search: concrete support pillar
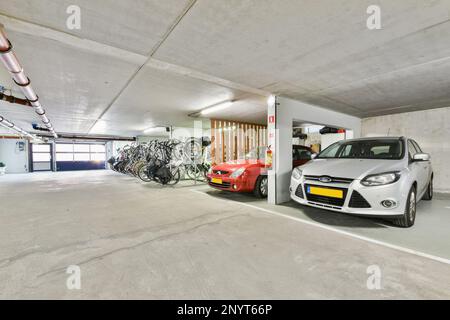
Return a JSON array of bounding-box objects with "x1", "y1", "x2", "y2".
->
[
  {"x1": 273, "y1": 102, "x2": 294, "y2": 204},
  {"x1": 268, "y1": 97, "x2": 362, "y2": 205}
]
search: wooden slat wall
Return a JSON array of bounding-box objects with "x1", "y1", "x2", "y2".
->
[{"x1": 211, "y1": 119, "x2": 267, "y2": 165}]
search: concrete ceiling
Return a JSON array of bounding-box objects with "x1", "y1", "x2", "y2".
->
[{"x1": 1, "y1": 0, "x2": 449, "y2": 136}]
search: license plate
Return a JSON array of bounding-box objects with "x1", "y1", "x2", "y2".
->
[
  {"x1": 211, "y1": 178, "x2": 222, "y2": 184},
  {"x1": 307, "y1": 186, "x2": 343, "y2": 199}
]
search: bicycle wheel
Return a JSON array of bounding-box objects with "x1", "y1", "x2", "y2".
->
[
  {"x1": 186, "y1": 164, "x2": 205, "y2": 181},
  {"x1": 167, "y1": 167, "x2": 181, "y2": 185},
  {"x1": 137, "y1": 164, "x2": 152, "y2": 182},
  {"x1": 133, "y1": 160, "x2": 145, "y2": 176}
]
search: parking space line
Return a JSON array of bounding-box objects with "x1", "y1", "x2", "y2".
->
[{"x1": 191, "y1": 189, "x2": 450, "y2": 266}]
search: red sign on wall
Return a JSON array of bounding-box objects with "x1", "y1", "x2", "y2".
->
[{"x1": 269, "y1": 115, "x2": 275, "y2": 124}]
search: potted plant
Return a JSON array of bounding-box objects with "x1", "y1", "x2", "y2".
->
[{"x1": 0, "y1": 162, "x2": 6, "y2": 175}]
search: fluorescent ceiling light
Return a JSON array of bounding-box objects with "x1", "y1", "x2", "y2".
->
[
  {"x1": 200, "y1": 101, "x2": 233, "y2": 115},
  {"x1": 143, "y1": 126, "x2": 167, "y2": 134}
]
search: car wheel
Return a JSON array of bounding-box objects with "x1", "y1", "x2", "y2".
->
[
  {"x1": 393, "y1": 185, "x2": 416, "y2": 228},
  {"x1": 422, "y1": 176, "x2": 433, "y2": 201},
  {"x1": 254, "y1": 175, "x2": 268, "y2": 198}
]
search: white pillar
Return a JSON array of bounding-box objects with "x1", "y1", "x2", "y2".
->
[
  {"x1": 274, "y1": 102, "x2": 293, "y2": 204},
  {"x1": 267, "y1": 96, "x2": 277, "y2": 204},
  {"x1": 268, "y1": 97, "x2": 362, "y2": 205}
]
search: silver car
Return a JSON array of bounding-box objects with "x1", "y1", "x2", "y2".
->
[{"x1": 290, "y1": 137, "x2": 433, "y2": 227}]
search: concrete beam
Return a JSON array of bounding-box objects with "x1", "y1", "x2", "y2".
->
[{"x1": 0, "y1": 14, "x2": 147, "y2": 65}]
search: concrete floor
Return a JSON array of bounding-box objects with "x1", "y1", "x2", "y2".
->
[{"x1": 0, "y1": 170, "x2": 449, "y2": 299}]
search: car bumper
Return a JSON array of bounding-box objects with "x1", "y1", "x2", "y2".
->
[
  {"x1": 290, "y1": 176, "x2": 409, "y2": 218},
  {"x1": 206, "y1": 175, "x2": 251, "y2": 192}
]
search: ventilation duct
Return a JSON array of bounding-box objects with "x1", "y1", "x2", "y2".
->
[
  {"x1": 0, "y1": 24, "x2": 57, "y2": 138},
  {"x1": 0, "y1": 114, "x2": 41, "y2": 140}
]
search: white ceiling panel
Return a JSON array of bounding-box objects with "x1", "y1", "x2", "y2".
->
[
  {"x1": 154, "y1": 0, "x2": 450, "y2": 115},
  {"x1": 0, "y1": 0, "x2": 193, "y2": 55},
  {"x1": 96, "y1": 65, "x2": 266, "y2": 136},
  {"x1": 2, "y1": 1, "x2": 450, "y2": 138},
  {"x1": 0, "y1": 29, "x2": 140, "y2": 134}
]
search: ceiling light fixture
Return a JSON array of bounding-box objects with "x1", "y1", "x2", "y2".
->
[
  {"x1": 143, "y1": 126, "x2": 168, "y2": 134},
  {"x1": 200, "y1": 100, "x2": 234, "y2": 116}
]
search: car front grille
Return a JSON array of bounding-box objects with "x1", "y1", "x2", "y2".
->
[
  {"x1": 213, "y1": 170, "x2": 229, "y2": 175},
  {"x1": 348, "y1": 191, "x2": 371, "y2": 208},
  {"x1": 295, "y1": 185, "x2": 304, "y2": 199},
  {"x1": 304, "y1": 184, "x2": 348, "y2": 207},
  {"x1": 208, "y1": 181, "x2": 231, "y2": 189},
  {"x1": 304, "y1": 175, "x2": 354, "y2": 184}
]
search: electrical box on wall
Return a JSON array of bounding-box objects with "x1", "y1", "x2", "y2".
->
[{"x1": 16, "y1": 141, "x2": 25, "y2": 151}]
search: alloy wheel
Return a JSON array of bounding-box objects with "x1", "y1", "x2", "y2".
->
[{"x1": 260, "y1": 177, "x2": 268, "y2": 196}]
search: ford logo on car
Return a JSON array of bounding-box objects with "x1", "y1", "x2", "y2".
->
[{"x1": 319, "y1": 176, "x2": 332, "y2": 183}]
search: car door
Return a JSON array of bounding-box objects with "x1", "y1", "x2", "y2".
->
[
  {"x1": 412, "y1": 140, "x2": 431, "y2": 188},
  {"x1": 407, "y1": 140, "x2": 427, "y2": 195}
]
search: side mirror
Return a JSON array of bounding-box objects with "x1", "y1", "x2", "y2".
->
[
  {"x1": 311, "y1": 153, "x2": 318, "y2": 159},
  {"x1": 413, "y1": 153, "x2": 430, "y2": 162}
]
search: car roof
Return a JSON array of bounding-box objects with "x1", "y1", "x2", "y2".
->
[{"x1": 341, "y1": 136, "x2": 404, "y2": 142}]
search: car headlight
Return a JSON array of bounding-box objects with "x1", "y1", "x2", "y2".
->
[
  {"x1": 292, "y1": 167, "x2": 303, "y2": 180},
  {"x1": 230, "y1": 167, "x2": 246, "y2": 178},
  {"x1": 207, "y1": 167, "x2": 213, "y2": 174},
  {"x1": 361, "y1": 172, "x2": 401, "y2": 186}
]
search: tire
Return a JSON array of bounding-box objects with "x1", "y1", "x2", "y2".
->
[
  {"x1": 253, "y1": 175, "x2": 268, "y2": 198},
  {"x1": 422, "y1": 176, "x2": 433, "y2": 201},
  {"x1": 186, "y1": 164, "x2": 203, "y2": 181},
  {"x1": 393, "y1": 186, "x2": 416, "y2": 228},
  {"x1": 167, "y1": 167, "x2": 181, "y2": 186},
  {"x1": 137, "y1": 165, "x2": 152, "y2": 182}
]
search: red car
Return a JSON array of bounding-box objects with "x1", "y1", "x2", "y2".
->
[{"x1": 207, "y1": 145, "x2": 314, "y2": 198}]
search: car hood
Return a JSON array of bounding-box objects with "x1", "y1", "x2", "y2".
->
[
  {"x1": 299, "y1": 158, "x2": 404, "y2": 180},
  {"x1": 213, "y1": 159, "x2": 264, "y2": 171}
]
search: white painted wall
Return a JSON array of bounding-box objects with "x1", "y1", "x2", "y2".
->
[
  {"x1": 270, "y1": 97, "x2": 362, "y2": 204},
  {"x1": 362, "y1": 107, "x2": 450, "y2": 193},
  {"x1": 295, "y1": 132, "x2": 322, "y2": 147},
  {"x1": 0, "y1": 139, "x2": 29, "y2": 173},
  {"x1": 321, "y1": 132, "x2": 346, "y2": 149}
]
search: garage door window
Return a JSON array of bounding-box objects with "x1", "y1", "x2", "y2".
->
[
  {"x1": 55, "y1": 143, "x2": 106, "y2": 171},
  {"x1": 56, "y1": 143, "x2": 106, "y2": 162},
  {"x1": 74, "y1": 144, "x2": 89, "y2": 153},
  {"x1": 31, "y1": 143, "x2": 53, "y2": 172},
  {"x1": 56, "y1": 153, "x2": 73, "y2": 161}
]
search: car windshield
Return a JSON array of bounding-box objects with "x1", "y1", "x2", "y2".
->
[
  {"x1": 316, "y1": 139, "x2": 403, "y2": 160},
  {"x1": 245, "y1": 146, "x2": 266, "y2": 160}
]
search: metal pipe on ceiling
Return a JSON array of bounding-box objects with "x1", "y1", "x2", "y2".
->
[
  {"x1": 37, "y1": 132, "x2": 136, "y2": 142},
  {"x1": 0, "y1": 91, "x2": 32, "y2": 107},
  {"x1": 0, "y1": 114, "x2": 40, "y2": 140},
  {"x1": 0, "y1": 24, "x2": 57, "y2": 138}
]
